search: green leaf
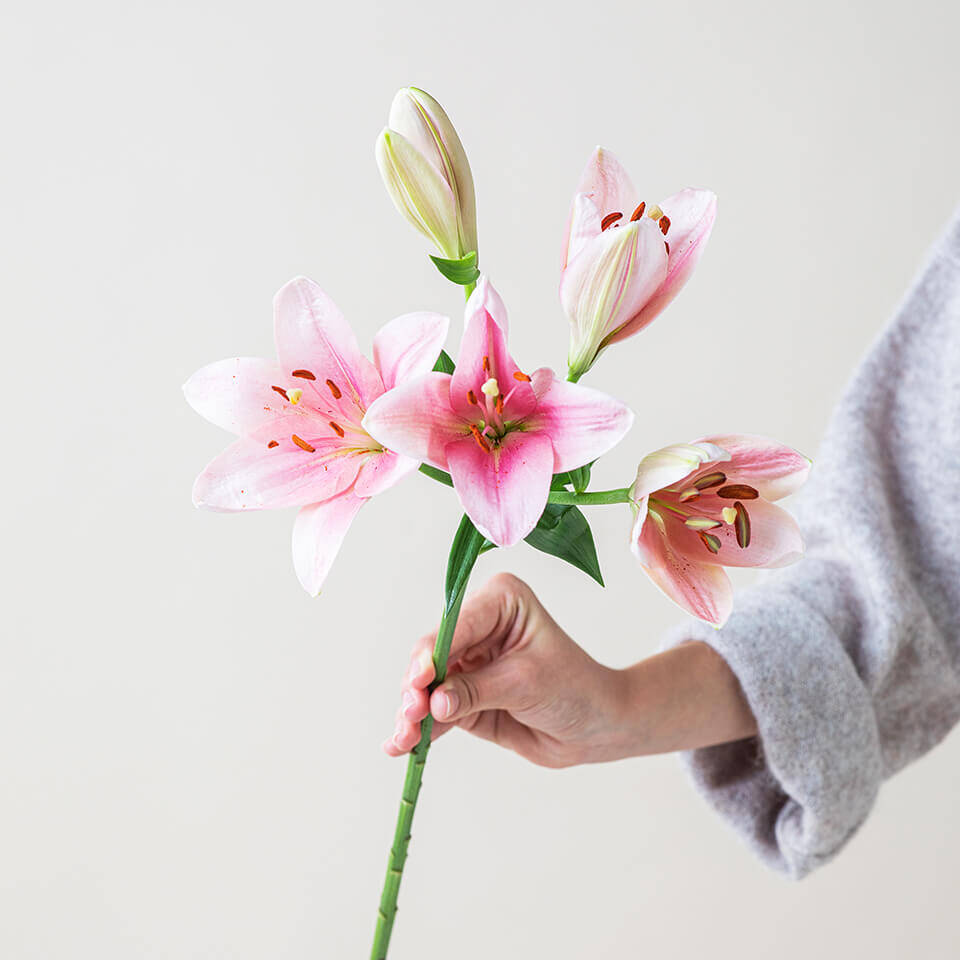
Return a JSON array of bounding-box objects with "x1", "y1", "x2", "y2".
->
[
  {"x1": 430, "y1": 251, "x2": 480, "y2": 286},
  {"x1": 444, "y1": 514, "x2": 487, "y2": 611},
  {"x1": 568, "y1": 461, "x2": 594, "y2": 493},
  {"x1": 432, "y1": 349, "x2": 456, "y2": 374},
  {"x1": 525, "y1": 503, "x2": 604, "y2": 586}
]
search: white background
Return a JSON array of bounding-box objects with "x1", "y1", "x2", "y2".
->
[{"x1": 4, "y1": 1, "x2": 960, "y2": 957}]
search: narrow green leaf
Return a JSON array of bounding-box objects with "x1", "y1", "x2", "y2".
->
[
  {"x1": 525, "y1": 503, "x2": 604, "y2": 586},
  {"x1": 430, "y1": 251, "x2": 480, "y2": 286},
  {"x1": 444, "y1": 514, "x2": 487, "y2": 611},
  {"x1": 568, "y1": 461, "x2": 594, "y2": 493},
  {"x1": 432, "y1": 349, "x2": 456, "y2": 374}
]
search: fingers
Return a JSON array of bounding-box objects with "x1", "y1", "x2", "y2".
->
[{"x1": 429, "y1": 656, "x2": 530, "y2": 724}]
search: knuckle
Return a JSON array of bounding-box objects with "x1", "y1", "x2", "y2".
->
[
  {"x1": 489, "y1": 571, "x2": 527, "y2": 598},
  {"x1": 454, "y1": 674, "x2": 480, "y2": 715}
]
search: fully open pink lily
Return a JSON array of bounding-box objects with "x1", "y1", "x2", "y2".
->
[
  {"x1": 629, "y1": 435, "x2": 810, "y2": 626},
  {"x1": 362, "y1": 277, "x2": 634, "y2": 547},
  {"x1": 185, "y1": 276, "x2": 449, "y2": 594},
  {"x1": 561, "y1": 147, "x2": 717, "y2": 379}
]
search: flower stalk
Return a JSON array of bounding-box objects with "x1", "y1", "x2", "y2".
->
[{"x1": 370, "y1": 514, "x2": 486, "y2": 959}]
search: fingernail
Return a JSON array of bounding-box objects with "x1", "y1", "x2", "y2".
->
[
  {"x1": 417, "y1": 649, "x2": 434, "y2": 677},
  {"x1": 435, "y1": 688, "x2": 458, "y2": 720}
]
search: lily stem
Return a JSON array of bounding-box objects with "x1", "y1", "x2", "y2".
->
[{"x1": 370, "y1": 515, "x2": 485, "y2": 959}]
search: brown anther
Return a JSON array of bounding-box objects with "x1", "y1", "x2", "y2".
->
[
  {"x1": 328, "y1": 421, "x2": 345, "y2": 438},
  {"x1": 658, "y1": 215, "x2": 671, "y2": 235},
  {"x1": 630, "y1": 201, "x2": 646, "y2": 221},
  {"x1": 513, "y1": 371, "x2": 531, "y2": 382},
  {"x1": 482, "y1": 355, "x2": 490, "y2": 372},
  {"x1": 601, "y1": 211, "x2": 623, "y2": 231},
  {"x1": 291, "y1": 434, "x2": 315, "y2": 453},
  {"x1": 271, "y1": 385, "x2": 289, "y2": 400},
  {"x1": 469, "y1": 424, "x2": 491, "y2": 453},
  {"x1": 734, "y1": 501, "x2": 751, "y2": 548},
  {"x1": 267, "y1": 440, "x2": 279, "y2": 449},
  {"x1": 699, "y1": 531, "x2": 722, "y2": 554},
  {"x1": 664, "y1": 241, "x2": 670, "y2": 254},
  {"x1": 325, "y1": 379, "x2": 342, "y2": 400},
  {"x1": 467, "y1": 390, "x2": 478, "y2": 405},
  {"x1": 717, "y1": 484, "x2": 759, "y2": 500},
  {"x1": 495, "y1": 395, "x2": 504, "y2": 415},
  {"x1": 693, "y1": 471, "x2": 727, "y2": 490},
  {"x1": 678, "y1": 487, "x2": 700, "y2": 503},
  {"x1": 292, "y1": 369, "x2": 316, "y2": 380}
]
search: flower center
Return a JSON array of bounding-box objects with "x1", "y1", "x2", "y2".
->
[
  {"x1": 600, "y1": 201, "x2": 672, "y2": 254},
  {"x1": 463, "y1": 358, "x2": 531, "y2": 452}
]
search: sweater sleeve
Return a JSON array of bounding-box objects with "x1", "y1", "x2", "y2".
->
[{"x1": 663, "y1": 209, "x2": 960, "y2": 878}]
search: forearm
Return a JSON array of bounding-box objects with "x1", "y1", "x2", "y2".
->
[{"x1": 612, "y1": 642, "x2": 757, "y2": 757}]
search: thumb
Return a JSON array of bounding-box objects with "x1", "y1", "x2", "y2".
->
[{"x1": 430, "y1": 659, "x2": 528, "y2": 723}]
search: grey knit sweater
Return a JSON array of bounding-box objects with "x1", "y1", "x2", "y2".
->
[{"x1": 665, "y1": 210, "x2": 960, "y2": 878}]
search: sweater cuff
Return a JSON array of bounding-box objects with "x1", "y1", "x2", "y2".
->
[{"x1": 662, "y1": 581, "x2": 883, "y2": 878}]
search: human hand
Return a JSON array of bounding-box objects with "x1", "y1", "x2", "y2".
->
[{"x1": 384, "y1": 573, "x2": 757, "y2": 767}]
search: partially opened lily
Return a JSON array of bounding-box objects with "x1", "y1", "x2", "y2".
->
[
  {"x1": 185, "y1": 276, "x2": 449, "y2": 594},
  {"x1": 562, "y1": 147, "x2": 717, "y2": 379},
  {"x1": 629, "y1": 436, "x2": 810, "y2": 626},
  {"x1": 376, "y1": 87, "x2": 477, "y2": 261},
  {"x1": 363, "y1": 277, "x2": 634, "y2": 547}
]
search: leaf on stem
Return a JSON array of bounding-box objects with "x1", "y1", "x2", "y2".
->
[
  {"x1": 430, "y1": 251, "x2": 480, "y2": 286},
  {"x1": 525, "y1": 503, "x2": 604, "y2": 586},
  {"x1": 432, "y1": 349, "x2": 456, "y2": 374}
]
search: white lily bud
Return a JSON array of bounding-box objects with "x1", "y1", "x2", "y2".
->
[{"x1": 377, "y1": 88, "x2": 477, "y2": 260}]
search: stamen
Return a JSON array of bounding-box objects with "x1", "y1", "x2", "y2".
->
[
  {"x1": 601, "y1": 211, "x2": 623, "y2": 230},
  {"x1": 267, "y1": 440, "x2": 279, "y2": 449},
  {"x1": 292, "y1": 369, "x2": 316, "y2": 380},
  {"x1": 325, "y1": 379, "x2": 342, "y2": 400},
  {"x1": 630, "y1": 201, "x2": 646, "y2": 221},
  {"x1": 647, "y1": 203, "x2": 664, "y2": 220},
  {"x1": 467, "y1": 390, "x2": 478, "y2": 405},
  {"x1": 495, "y1": 395, "x2": 504, "y2": 415},
  {"x1": 685, "y1": 516, "x2": 722, "y2": 530},
  {"x1": 513, "y1": 370, "x2": 531, "y2": 382},
  {"x1": 678, "y1": 487, "x2": 700, "y2": 502},
  {"x1": 734, "y1": 501, "x2": 751, "y2": 548},
  {"x1": 699, "y1": 531, "x2": 722, "y2": 554},
  {"x1": 658, "y1": 215, "x2": 671, "y2": 235},
  {"x1": 329, "y1": 421, "x2": 345, "y2": 438},
  {"x1": 693, "y1": 471, "x2": 726, "y2": 490},
  {"x1": 718, "y1": 484, "x2": 759, "y2": 500},
  {"x1": 664, "y1": 241, "x2": 670, "y2": 254},
  {"x1": 721, "y1": 507, "x2": 738, "y2": 525},
  {"x1": 291, "y1": 434, "x2": 315, "y2": 453},
  {"x1": 288, "y1": 387, "x2": 303, "y2": 405},
  {"x1": 482, "y1": 355, "x2": 490, "y2": 373},
  {"x1": 271, "y1": 385, "x2": 289, "y2": 400},
  {"x1": 469, "y1": 424, "x2": 491, "y2": 452},
  {"x1": 481, "y1": 377, "x2": 499, "y2": 398}
]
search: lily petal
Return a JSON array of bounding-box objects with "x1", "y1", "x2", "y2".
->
[
  {"x1": 632, "y1": 508, "x2": 733, "y2": 627},
  {"x1": 361, "y1": 372, "x2": 462, "y2": 470},
  {"x1": 273, "y1": 277, "x2": 384, "y2": 412},
  {"x1": 629, "y1": 442, "x2": 730, "y2": 502},
  {"x1": 609, "y1": 188, "x2": 717, "y2": 343},
  {"x1": 563, "y1": 194, "x2": 603, "y2": 270},
  {"x1": 353, "y1": 450, "x2": 419, "y2": 499},
  {"x1": 192, "y1": 418, "x2": 363, "y2": 512},
  {"x1": 561, "y1": 147, "x2": 637, "y2": 268},
  {"x1": 183, "y1": 357, "x2": 286, "y2": 435},
  {"x1": 445, "y1": 430, "x2": 554, "y2": 547},
  {"x1": 373, "y1": 311, "x2": 450, "y2": 391},
  {"x1": 292, "y1": 489, "x2": 366, "y2": 596},
  {"x1": 464, "y1": 275, "x2": 509, "y2": 335},
  {"x1": 528, "y1": 368, "x2": 634, "y2": 472},
  {"x1": 698, "y1": 433, "x2": 811, "y2": 501}
]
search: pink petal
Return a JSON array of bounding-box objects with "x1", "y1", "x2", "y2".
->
[
  {"x1": 632, "y1": 508, "x2": 733, "y2": 627},
  {"x1": 292, "y1": 489, "x2": 366, "y2": 596},
  {"x1": 373, "y1": 311, "x2": 450, "y2": 391},
  {"x1": 629, "y1": 442, "x2": 730, "y2": 502},
  {"x1": 697, "y1": 433, "x2": 811, "y2": 501},
  {"x1": 561, "y1": 218, "x2": 668, "y2": 354},
  {"x1": 445, "y1": 431, "x2": 554, "y2": 547},
  {"x1": 666, "y1": 498, "x2": 804, "y2": 569},
  {"x1": 273, "y1": 276, "x2": 384, "y2": 413},
  {"x1": 562, "y1": 194, "x2": 603, "y2": 270},
  {"x1": 361, "y1": 372, "x2": 462, "y2": 470},
  {"x1": 451, "y1": 279, "x2": 536, "y2": 421},
  {"x1": 528, "y1": 368, "x2": 634, "y2": 472},
  {"x1": 608, "y1": 188, "x2": 716, "y2": 344},
  {"x1": 191, "y1": 418, "x2": 363, "y2": 512},
  {"x1": 183, "y1": 357, "x2": 286, "y2": 435},
  {"x1": 353, "y1": 450, "x2": 419, "y2": 498},
  {"x1": 561, "y1": 147, "x2": 637, "y2": 268}
]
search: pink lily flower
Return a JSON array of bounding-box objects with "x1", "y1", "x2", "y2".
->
[
  {"x1": 184, "y1": 276, "x2": 449, "y2": 595},
  {"x1": 629, "y1": 436, "x2": 810, "y2": 627},
  {"x1": 561, "y1": 147, "x2": 717, "y2": 379},
  {"x1": 362, "y1": 277, "x2": 634, "y2": 547}
]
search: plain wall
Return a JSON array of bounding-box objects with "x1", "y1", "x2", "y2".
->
[{"x1": 3, "y1": 1, "x2": 960, "y2": 957}]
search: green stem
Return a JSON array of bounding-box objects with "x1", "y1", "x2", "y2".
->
[
  {"x1": 370, "y1": 515, "x2": 486, "y2": 959},
  {"x1": 547, "y1": 487, "x2": 631, "y2": 505}
]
